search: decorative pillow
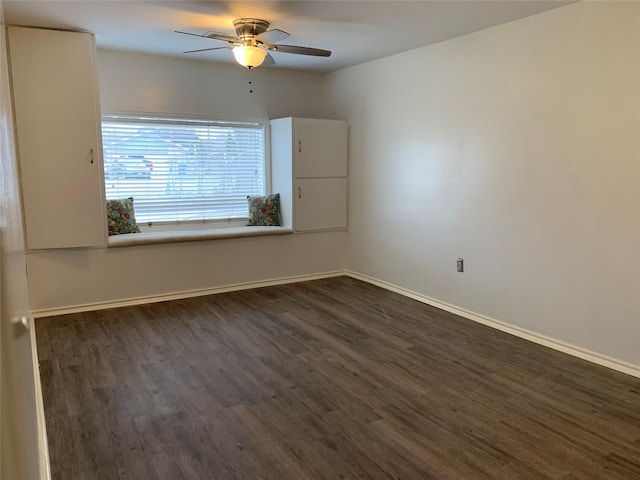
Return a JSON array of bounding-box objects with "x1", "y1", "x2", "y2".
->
[
  {"x1": 106, "y1": 197, "x2": 140, "y2": 236},
  {"x1": 247, "y1": 193, "x2": 281, "y2": 226}
]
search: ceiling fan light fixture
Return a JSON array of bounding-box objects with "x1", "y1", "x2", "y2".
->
[{"x1": 232, "y1": 45, "x2": 267, "y2": 69}]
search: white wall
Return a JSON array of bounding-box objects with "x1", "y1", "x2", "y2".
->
[
  {"x1": 0, "y1": 2, "x2": 41, "y2": 477},
  {"x1": 98, "y1": 49, "x2": 325, "y2": 120},
  {"x1": 324, "y1": 1, "x2": 640, "y2": 369},
  {"x1": 26, "y1": 50, "x2": 346, "y2": 312}
]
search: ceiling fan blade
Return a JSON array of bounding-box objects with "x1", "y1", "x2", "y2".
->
[
  {"x1": 175, "y1": 30, "x2": 238, "y2": 44},
  {"x1": 262, "y1": 53, "x2": 276, "y2": 66},
  {"x1": 183, "y1": 46, "x2": 230, "y2": 54},
  {"x1": 257, "y1": 28, "x2": 289, "y2": 44},
  {"x1": 267, "y1": 44, "x2": 331, "y2": 57},
  {"x1": 175, "y1": 30, "x2": 212, "y2": 39},
  {"x1": 204, "y1": 31, "x2": 240, "y2": 43}
]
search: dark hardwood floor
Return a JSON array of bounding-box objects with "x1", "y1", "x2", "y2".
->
[{"x1": 36, "y1": 276, "x2": 640, "y2": 479}]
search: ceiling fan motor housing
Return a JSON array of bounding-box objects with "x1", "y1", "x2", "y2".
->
[{"x1": 233, "y1": 18, "x2": 270, "y2": 43}]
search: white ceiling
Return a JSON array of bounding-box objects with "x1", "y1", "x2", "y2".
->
[{"x1": 3, "y1": 0, "x2": 574, "y2": 73}]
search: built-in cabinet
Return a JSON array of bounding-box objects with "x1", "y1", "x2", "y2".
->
[
  {"x1": 7, "y1": 26, "x2": 106, "y2": 249},
  {"x1": 270, "y1": 117, "x2": 348, "y2": 232}
]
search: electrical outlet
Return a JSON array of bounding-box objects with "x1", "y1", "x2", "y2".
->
[{"x1": 457, "y1": 258, "x2": 464, "y2": 273}]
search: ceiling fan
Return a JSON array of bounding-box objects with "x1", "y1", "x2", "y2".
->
[{"x1": 176, "y1": 18, "x2": 331, "y2": 69}]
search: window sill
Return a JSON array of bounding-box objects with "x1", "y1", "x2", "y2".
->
[{"x1": 108, "y1": 226, "x2": 293, "y2": 248}]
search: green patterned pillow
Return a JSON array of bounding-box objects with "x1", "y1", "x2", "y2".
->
[
  {"x1": 247, "y1": 193, "x2": 281, "y2": 226},
  {"x1": 106, "y1": 197, "x2": 140, "y2": 236}
]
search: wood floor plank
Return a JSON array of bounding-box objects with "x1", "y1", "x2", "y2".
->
[{"x1": 36, "y1": 276, "x2": 640, "y2": 479}]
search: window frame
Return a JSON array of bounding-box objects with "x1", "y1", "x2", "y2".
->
[{"x1": 101, "y1": 111, "x2": 272, "y2": 232}]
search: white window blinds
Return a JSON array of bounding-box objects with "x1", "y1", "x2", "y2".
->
[{"x1": 102, "y1": 116, "x2": 265, "y2": 224}]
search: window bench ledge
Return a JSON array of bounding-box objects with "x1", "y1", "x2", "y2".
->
[{"x1": 108, "y1": 226, "x2": 293, "y2": 248}]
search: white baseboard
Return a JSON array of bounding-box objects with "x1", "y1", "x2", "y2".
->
[
  {"x1": 31, "y1": 268, "x2": 640, "y2": 379},
  {"x1": 347, "y1": 271, "x2": 640, "y2": 379},
  {"x1": 29, "y1": 314, "x2": 51, "y2": 480},
  {"x1": 31, "y1": 270, "x2": 347, "y2": 318}
]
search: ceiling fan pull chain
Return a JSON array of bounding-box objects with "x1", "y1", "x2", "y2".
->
[{"x1": 248, "y1": 67, "x2": 254, "y2": 94}]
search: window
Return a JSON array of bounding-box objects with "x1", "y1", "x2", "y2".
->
[{"x1": 102, "y1": 115, "x2": 266, "y2": 225}]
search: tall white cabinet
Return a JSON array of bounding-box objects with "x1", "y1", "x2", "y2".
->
[
  {"x1": 7, "y1": 26, "x2": 106, "y2": 249},
  {"x1": 271, "y1": 117, "x2": 348, "y2": 232}
]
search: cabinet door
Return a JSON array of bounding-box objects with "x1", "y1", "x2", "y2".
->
[
  {"x1": 8, "y1": 27, "x2": 107, "y2": 249},
  {"x1": 294, "y1": 178, "x2": 347, "y2": 232},
  {"x1": 294, "y1": 118, "x2": 347, "y2": 178}
]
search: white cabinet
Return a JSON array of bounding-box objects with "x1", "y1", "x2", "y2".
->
[
  {"x1": 270, "y1": 117, "x2": 348, "y2": 232},
  {"x1": 7, "y1": 26, "x2": 107, "y2": 249},
  {"x1": 293, "y1": 118, "x2": 347, "y2": 178},
  {"x1": 294, "y1": 178, "x2": 347, "y2": 232}
]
